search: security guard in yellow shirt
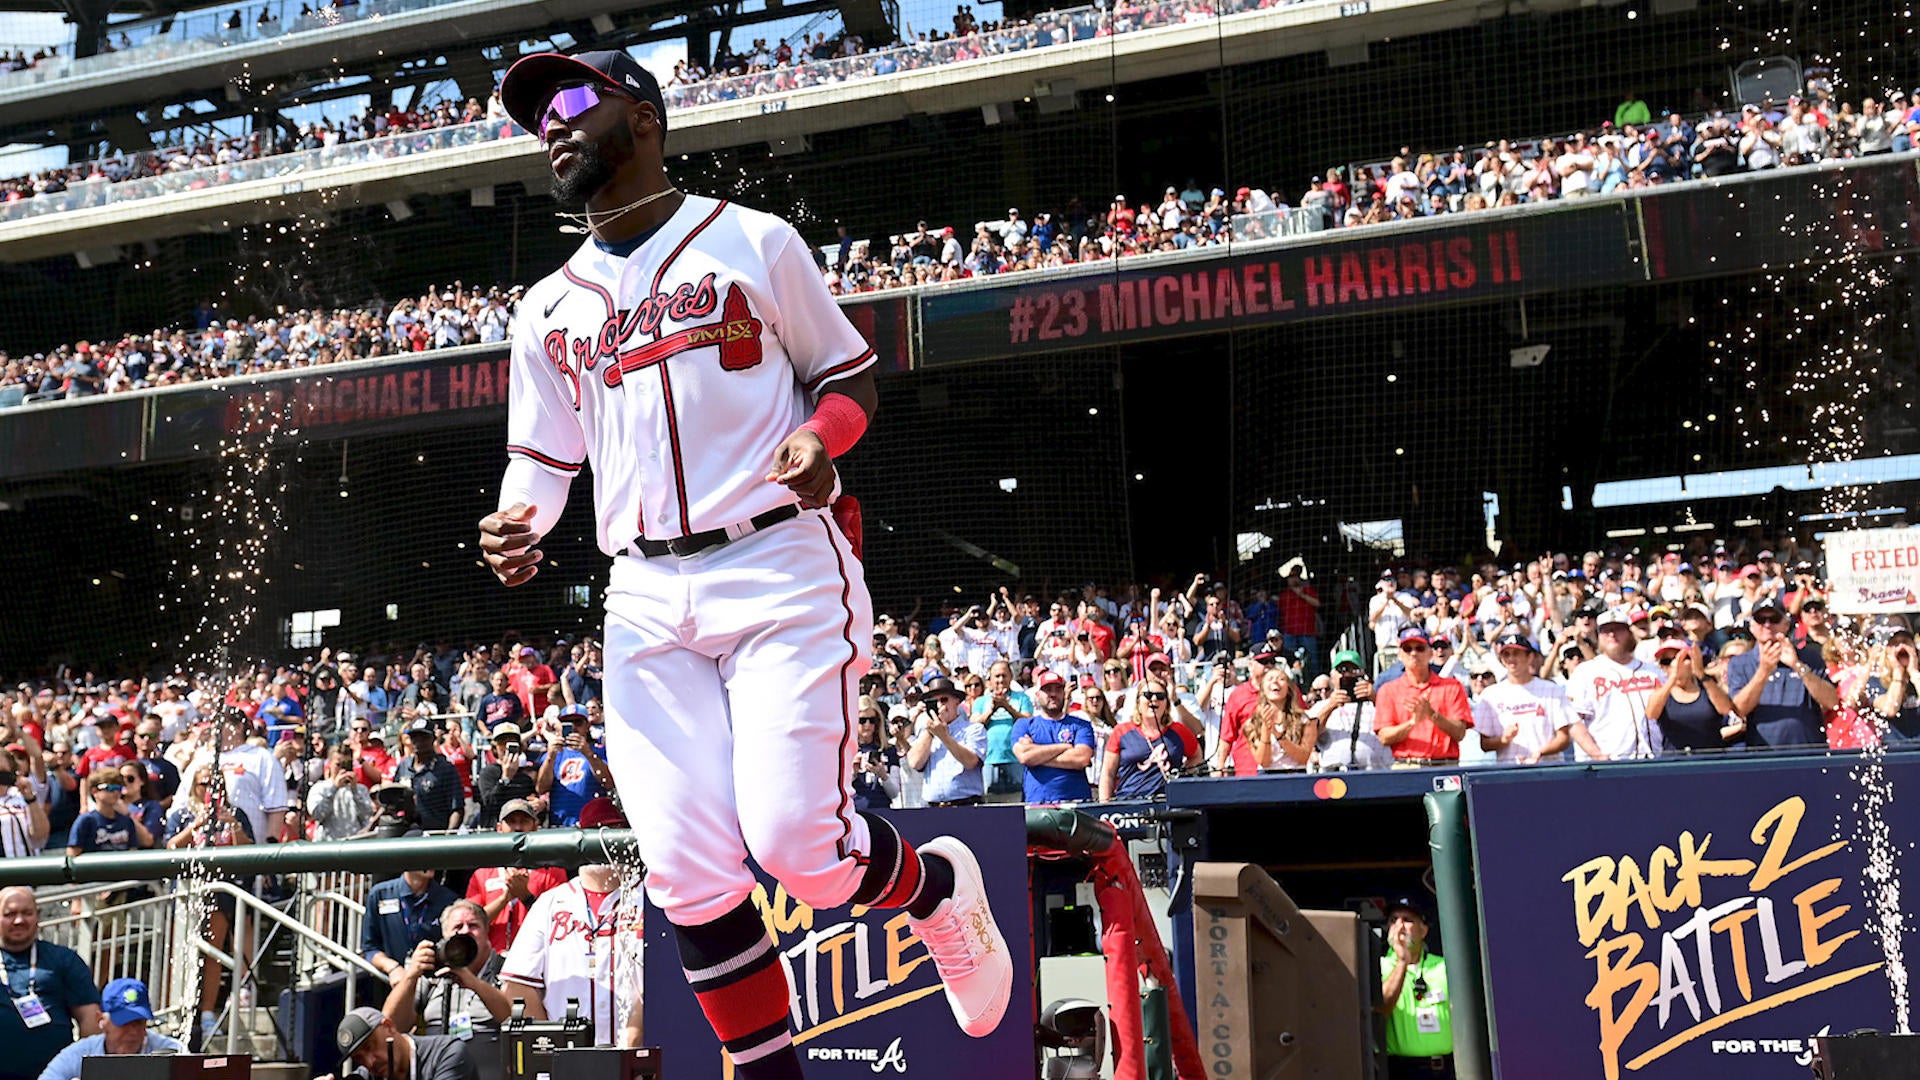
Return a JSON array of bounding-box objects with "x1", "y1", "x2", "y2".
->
[{"x1": 1378, "y1": 895, "x2": 1453, "y2": 1079}]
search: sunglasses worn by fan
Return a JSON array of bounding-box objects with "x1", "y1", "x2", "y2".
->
[{"x1": 541, "y1": 84, "x2": 631, "y2": 144}]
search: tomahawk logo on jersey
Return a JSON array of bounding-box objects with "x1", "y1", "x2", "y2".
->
[{"x1": 506, "y1": 194, "x2": 876, "y2": 553}]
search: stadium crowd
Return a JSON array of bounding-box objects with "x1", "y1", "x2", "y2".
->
[
  {"x1": 0, "y1": 94, "x2": 509, "y2": 220},
  {"x1": 5, "y1": 78, "x2": 1904, "y2": 404},
  {"x1": 2, "y1": 0, "x2": 1906, "y2": 235},
  {"x1": 8, "y1": 76, "x2": 1907, "y2": 392},
  {"x1": 0, "y1": 282, "x2": 518, "y2": 401},
  {"x1": 0, "y1": 532, "x2": 1913, "y2": 1076},
  {"x1": 0, "y1": 533, "x2": 1911, "y2": 858}
]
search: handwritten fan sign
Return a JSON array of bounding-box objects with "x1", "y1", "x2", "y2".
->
[{"x1": 1822, "y1": 527, "x2": 1920, "y2": 615}]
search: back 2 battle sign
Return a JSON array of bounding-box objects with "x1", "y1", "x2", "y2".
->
[
  {"x1": 1469, "y1": 757, "x2": 1917, "y2": 1079},
  {"x1": 643, "y1": 806, "x2": 1033, "y2": 1078}
]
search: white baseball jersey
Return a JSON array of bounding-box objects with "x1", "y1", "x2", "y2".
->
[
  {"x1": 0, "y1": 791, "x2": 37, "y2": 857},
  {"x1": 1471, "y1": 677, "x2": 1576, "y2": 763},
  {"x1": 214, "y1": 742, "x2": 290, "y2": 843},
  {"x1": 505, "y1": 195, "x2": 877, "y2": 552},
  {"x1": 500, "y1": 879, "x2": 644, "y2": 1043},
  {"x1": 1566, "y1": 655, "x2": 1664, "y2": 760}
]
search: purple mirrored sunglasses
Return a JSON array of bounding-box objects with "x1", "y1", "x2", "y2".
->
[{"x1": 541, "y1": 84, "x2": 628, "y2": 143}]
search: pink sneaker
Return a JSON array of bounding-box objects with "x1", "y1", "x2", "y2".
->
[{"x1": 907, "y1": 837, "x2": 1013, "y2": 1037}]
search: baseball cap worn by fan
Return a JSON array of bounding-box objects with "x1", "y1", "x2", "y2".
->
[
  {"x1": 578, "y1": 796, "x2": 629, "y2": 829},
  {"x1": 1494, "y1": 632, "x2": 1538, "y2": 655},
  {"x1": 102, "y1": 978, "x2": 156, "y2": 1025},
  {"x1": 1029, "y1": 669, "x2": 1067, "y2": 692},
  {"x1": 499, "y1": 49, "x2": 669, "y2": 135}
]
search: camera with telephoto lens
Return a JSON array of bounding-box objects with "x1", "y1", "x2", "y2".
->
[
  {"x1": 0, "y1": 769, "x2": 15, "y2": 788},
  {"x1": 436, "y1": 931, "x2": 478, "y2": 971},
  {"x1": 1339, "y1": 673, "x2": 1360, "y2": 696}
]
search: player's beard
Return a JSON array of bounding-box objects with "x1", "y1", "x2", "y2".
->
[{"x1": 551, "y1": 122, "x2": 636, "y2": 208}]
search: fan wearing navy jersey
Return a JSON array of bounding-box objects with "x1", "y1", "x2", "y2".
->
[
  {"x1": 1099, "y1": 676, "x2": 1198, "y2": 801},
  {"x1": 66, "y1": 769, "x2": 151, "y2": 855}
]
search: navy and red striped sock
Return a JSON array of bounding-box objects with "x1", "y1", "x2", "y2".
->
[
  {"x1": 851, "y1": 812, "x2": 954, "y2": 919},
  {"x1": 673, "y1": 901, "x2": 800, "y2": 1080}
]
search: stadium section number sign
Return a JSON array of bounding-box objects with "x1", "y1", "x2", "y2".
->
[
  {"x1": 1820, "y1": 527, "x2": 1920, "y2": 614},
  {"x1": 1468, "y1": 759, "x2": 1915, "y2": 1080},
  {"x1": 642, "y1": 806, "x2": 1033, "y2": 1078}
]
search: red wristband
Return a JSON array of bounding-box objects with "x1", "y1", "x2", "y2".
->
[{"x1": 797, "y1": 391, "x2": 868, "y2": 458}]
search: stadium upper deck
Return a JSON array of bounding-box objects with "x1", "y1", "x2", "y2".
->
[
  {"x1": 0, "y1": 0, "x2": 1590, "y2": 262},
  {"x1": 0, "y1": 0, "x2": 657, "y2": 137}
]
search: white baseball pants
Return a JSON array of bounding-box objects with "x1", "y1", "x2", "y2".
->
[{"x1": 600, "y1": 506, "x2": 877, "y2": 926}]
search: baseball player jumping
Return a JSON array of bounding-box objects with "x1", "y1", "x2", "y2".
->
[{"x1": 477, "y1": 49, "x2": 1012, "y2": 1078}]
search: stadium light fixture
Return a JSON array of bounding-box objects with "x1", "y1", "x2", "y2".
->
[{"x1": 1509, "y1": 344, "x2": 1551, "y2": 368}]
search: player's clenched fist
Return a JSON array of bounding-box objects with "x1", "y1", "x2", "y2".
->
[
  {"x1": 478, "y1": 502, "x2": 544, "y2": 586},
  {"x1": 766, "y1": 429, "x2": 835, "y2": 508}
]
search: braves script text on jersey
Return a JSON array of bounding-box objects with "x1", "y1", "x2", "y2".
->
[
  {"x1": 501, "y1": 880, "x2": 644, "y2": 1041},
  {"x1": 1567, "y1": 655, "x2": 1664, "y2": 760},
  {"x1": 499, "y1": 194, "x2": 883, "y2": 926}
]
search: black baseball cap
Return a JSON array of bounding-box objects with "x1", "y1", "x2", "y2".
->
[
  {"x1": 1494, "y1": 632, "x2": 1538, "y2": 655},
  {"x1": 500, "y1": 49, "x2": 668, "y2": 136},
  {"x1": 1385, "y1": 895, "x2": 1431, "y2": 922}
]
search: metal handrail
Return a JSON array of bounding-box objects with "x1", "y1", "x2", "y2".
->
[
  {"x1": 0, "y1": 826, "x2": 643, "y2": 886},
  {"x1": 205, "y1": 879, "x2": 383, "y2": 979}
]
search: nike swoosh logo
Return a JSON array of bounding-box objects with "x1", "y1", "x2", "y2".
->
[{"x1": 544, "y1": 291, "x2": 567, "y2": 318}]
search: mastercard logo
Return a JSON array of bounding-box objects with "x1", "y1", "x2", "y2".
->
[{"x1": 1312, "y1": 777, "x2": 1348, "y2": 800}]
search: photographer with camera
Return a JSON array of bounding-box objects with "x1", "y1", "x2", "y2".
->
[
  {"x1": 1310, "y1": 650, "x2": 1391, "y2": 770},
  {"x1": 362, "y1": 863, "x2": 459, "y2": 987},
  {"x1": 324, "y1": 1006, "x2": 477, "y2": 1080},
  {"x1": 382, "y1": 899, "x2": 512, "y2": 1037}
]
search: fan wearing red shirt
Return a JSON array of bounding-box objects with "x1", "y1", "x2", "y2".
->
[
  {"x1": 347, "y1": 723, "x2": 397, "y2": 785},
  {"x1": 1222, "y1": 640, "x2": 1289, "y2": 736},
  {"x1": 467, "y1": 799, "x2": 569, "y2": 952},
  {"x1": 1373, "y1": 627, "x2": 1473, "y2": 762},
  {"x1": 508, "y1": 645, "x2": 558, "y2": 717},
  {"x1": 76, "y1": 714, "x2": 135, "y2": 781},
  {"x1": 1071, "y1": 603, "x2": 1116, "y2": 661}
]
